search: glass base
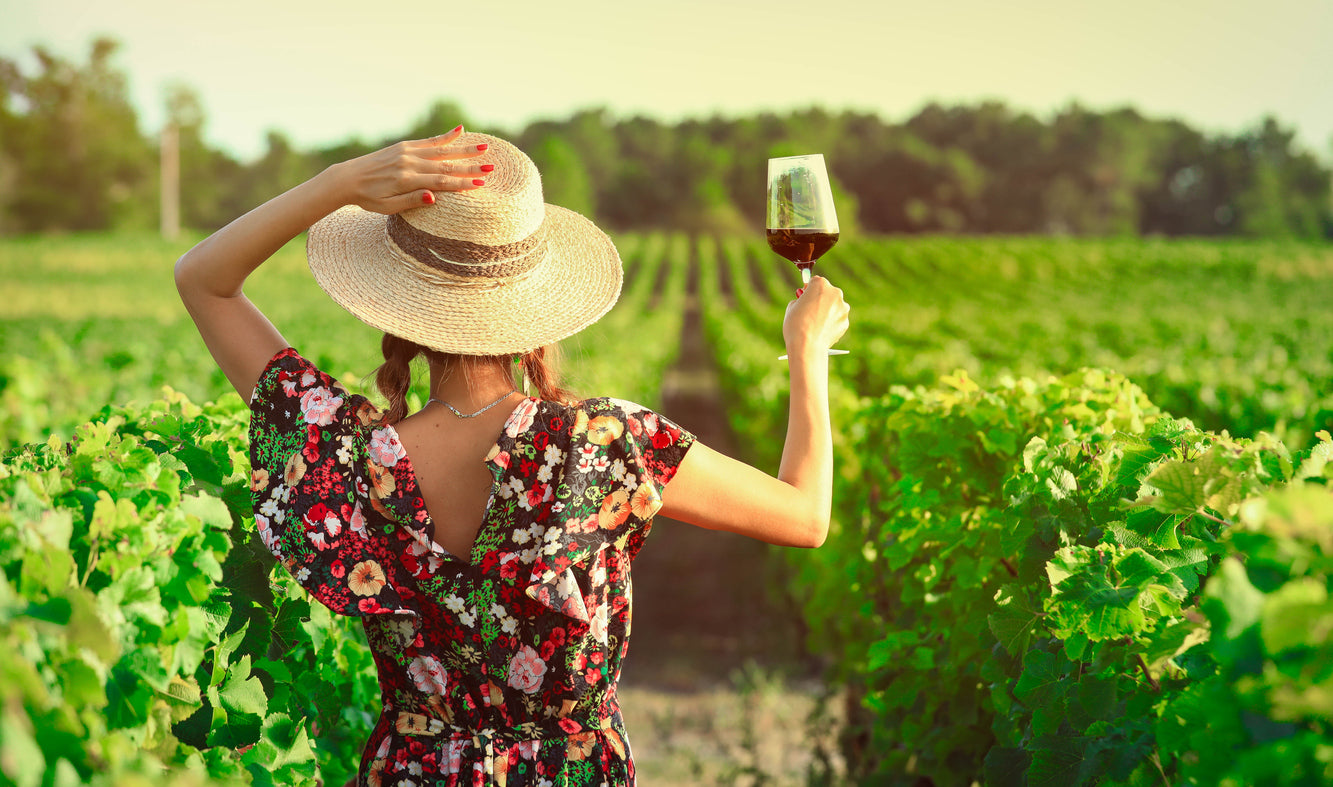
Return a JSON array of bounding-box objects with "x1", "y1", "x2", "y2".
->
[{"x1": 779, "y1": 349, "x2": 849, "y2": 360}]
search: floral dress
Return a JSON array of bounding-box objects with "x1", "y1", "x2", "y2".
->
[{"x1": 248, "y1": 349, "x2": 695, "y2": 786}]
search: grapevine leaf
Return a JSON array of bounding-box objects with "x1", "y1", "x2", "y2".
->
[
  {"x1": 1063, "y1": 631, "x2": 1089, "y2": 662},
  {"x1": 1047, "y1": 547, "x2": 1152, "y2": 639},
  {"x1": 1046, "y1": 466, "x2": 1078, "y2": 501},
  {"x1": 20, "y1": 597, "x2": 71, "y2": 624},
  {"x1": 255, "y1": 712, "x2": 317, "y2": 770},
  {"x1": 1146, "y1": 460, "x2": 1206, "y2": 514},
  {"x1": 983, "y1": 746, "x2": 1030, "y2": 787},
  {"x1": 15, "y1": 483, "x2": 73, "y2": 550},
  {"x1": 57, "y1": 653, "x2": 106, "y2": 709},
  {"x1": 255, "y1": 656, "x2": 293, "y2": 684},
  {"x1": 1112, "y1": 548, "x2": 1170, "y2": 591},
  {"x1": 1014, "y1": 649, "x2": 1068, "y2": 709},
  {"x1": 120, "y1": 646, "x2": 172, "y2": 693},
  {"x1": 1028, "y1": 734, "x2": 1087, "y2": 787},
  {"x1": 989, "y1": 586, "x2": 1044, "y2": 657},
  {"x1": 159, "y1": 675, "x2": 203, "y2": 723},
  {"x1": 175, "y1": 443, "x2": 228, "y2": 490},
  {"x1": 1259, "y1": 577, "x2": 1329, "y2": 655},
  {"x1": 18, "y1": 548, "x2": 74, "y2": 597},
  {"x1": 218, "y1": 655, "x2": 269, "y2": 717},
  {"x1": 1268, "y1": 677, "x2": 1333, "y2": 721},
  {"x1": 65, "y1": 588, "x2": 118, "y2": 664},
  {"x1": 1203, "y1": 558, "x2": 1265, "y2": 639},
  {"x1": 1103, "y1": 519, "x2": 1153, "y2": 550},
  {"x1": 211, "y1": 620, "x2": 251, "y2": 687},
  {"x1": 0, "y1": 711, "x2": 45, "y2": 787},
  {"x1": 1073, "y1": 674, "x2": 1117, "y2": 722},
  {"x1": 1293, "y1": 438, "x2": 1333, "y2": 481},
  {"x1": 1111, "y1": 433, "x2": 1167, "y2": 490},
  {"x1": 866, "y1": 636, "x2": 900, "y2": 673},
  {"x1": 1023, "y1": 436, "x2": 1049, "y2": 473},
  {"x1": 202, "y1": 600, "x2": 233, "y2": 641},
  {"x1": 181, "y1": 493, "x2": 233, "y2": 532},
  {"x1": 101, "y1": 566, "x2": 167, "y2": 629},
  {"x1": 106, "y1": 656, "x2": 156, "y2": 728},
  {"x1": 1139, "y1": 617, "x2": 1210, "y2": 677},
  {"x1": 1083, "y1": 588, "x2": 1145, "y2": 640},
  {"x1": 1156, "y1": 679, "x2": 1245, "y2": 777},
  {"x1": 1119, "y1": 508, "x2": 1181, "y2": 551},
  {"x1": 1155, "y1": 544, "x2": 1212, "y2": 594},
  {"x1": 170, "y1": 606, "x2": 213, "y2": 676}
]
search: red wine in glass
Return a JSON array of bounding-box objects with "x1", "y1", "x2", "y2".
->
[
  {"x1": 766, "y1": 228, "x2": 840, "y2": 273},
  {"x1": 767, "y1": 154, "x2": 847, "y2": 357}
]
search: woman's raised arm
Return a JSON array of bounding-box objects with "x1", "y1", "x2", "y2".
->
[
  {"x1": 659, "y1": 276, "x2": 850, "y2": 547},
  {"x1": 173, "y1": 127, "x2": 487, "y2": 402}
]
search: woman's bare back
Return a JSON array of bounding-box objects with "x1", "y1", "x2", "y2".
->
[{"x1": 391, "y1": 396, "x2": 521, "y2": 559}]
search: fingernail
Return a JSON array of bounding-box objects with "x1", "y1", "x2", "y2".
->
[
  {"x1": 472, "y1": 179, "x2": 485, "y2": 186},
  {"x1": 422, "y1": 191, "x2": 435, "y2": 205},
  {"x1": 796, "y1": 288, "x2": 805, "y2": 297},
  {"x1": 476, "y1": 143, "x2": 489, "y2": 151},
  {"x1": 451, "y1": 124, "x2": 463, "y2": 133}
]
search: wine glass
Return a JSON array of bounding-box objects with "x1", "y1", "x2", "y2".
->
[{"x1": 767, "y1": 154, "x2": 848, "y2": 358}]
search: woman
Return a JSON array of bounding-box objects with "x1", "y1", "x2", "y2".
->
[{"x1": 176, "y1": 126, "x2": 849, "y2": 786}]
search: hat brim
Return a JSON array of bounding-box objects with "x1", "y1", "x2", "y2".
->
[{"x1": 306, "y1": 204, "x2": 622, "y2": 356}]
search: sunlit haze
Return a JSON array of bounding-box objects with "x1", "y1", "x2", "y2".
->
[{"x1": 3, "y1": 0, "x2": 1330, "y2": 160}]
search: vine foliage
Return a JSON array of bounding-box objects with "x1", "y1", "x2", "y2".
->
[
  {"x1": 790, "y1": 369, "x2": 1333, "y2": 785},
  {"x1": 1, "y1": 389, "x2": 377, "y2": 786}
]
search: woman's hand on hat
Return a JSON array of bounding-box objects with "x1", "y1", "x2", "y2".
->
[{"x1": 326, "y1": 125, "x2": 491, "y2": 215}]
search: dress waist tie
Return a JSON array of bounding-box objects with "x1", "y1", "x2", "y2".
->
[{"x1": 385, "y1": 702, "x2": 621, "y2": 787}]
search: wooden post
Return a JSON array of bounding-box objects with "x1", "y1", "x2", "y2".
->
[{"x1": 160, "y1": 123, "x2": 179, "y2": 241}]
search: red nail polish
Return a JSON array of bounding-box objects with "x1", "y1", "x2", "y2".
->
[
  {"x1": 480, "y1": 164, "x2": 495, "y2": 172},
  {"x1": 451, "y1": 124, "x2": 463, "y2": 133},
  {"x1": 473, "y1": 179, "x2": 485, "y2": 186},
  {"x1": 476, "y1": 144, "x2": 489, "y2": 151},
  {"x1": 422, "y1": 191, "x2": 435, "y2": 205},
  {"x1": 796, "y1": 288, "x2": 805, "y2": 297}
]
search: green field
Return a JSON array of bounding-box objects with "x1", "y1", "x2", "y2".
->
[
  {"x1": 6, "y1": 233, "x2": 1333, "y2": 449},
  {"x1": 4, "y1": 233, "x2": 1332, "y2": 786},
  {"x1": 0, "y1": 233, "x2": 690, "y2": 450}
]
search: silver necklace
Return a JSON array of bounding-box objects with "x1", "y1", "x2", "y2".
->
[{"x1": 428, "y1": 390, "x2": 518, "y2": 419}]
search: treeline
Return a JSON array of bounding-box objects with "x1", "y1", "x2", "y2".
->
[{"x1": 1, "y1": 37, "x2": 1330, "y2": 238}]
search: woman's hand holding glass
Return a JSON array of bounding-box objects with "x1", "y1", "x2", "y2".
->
[{"x1": 783, "y1": 276, "x2": 850, "y2": 361}]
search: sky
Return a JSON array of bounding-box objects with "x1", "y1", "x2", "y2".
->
[{"x1": 2, "y1": 0, "x2": 1331, "y2": 161}]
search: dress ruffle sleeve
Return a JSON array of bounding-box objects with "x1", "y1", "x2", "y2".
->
[
  {"x1": 518, "y1": 397, "x2": 695, "y2": 624},
  {"x1": 248, "y1": 348, "x2": 419, "y2": 620}
]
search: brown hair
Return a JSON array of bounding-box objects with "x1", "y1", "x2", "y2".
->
[{"x1": 374, "y1": 334, "x2": 577, "y2": 424}]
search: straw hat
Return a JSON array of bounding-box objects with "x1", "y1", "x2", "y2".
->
[{"x1": 306, "y1": 132, "x2": 622, "y2": 356}]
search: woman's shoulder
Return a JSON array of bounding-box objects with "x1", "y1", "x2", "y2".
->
[
  {"x1": 540, "y1": 396, "x2": 665, "y2": 433},
  {"x1": 565, "y1": 396, "x2": 651, "y2": 418},
  {"x1": 535, "y1": 396, "x2": 695, "y2": 457}
]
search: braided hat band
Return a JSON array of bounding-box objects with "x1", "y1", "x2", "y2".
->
[{"x1": 306, "y1": 133, "x2": 622, "y2": 355}]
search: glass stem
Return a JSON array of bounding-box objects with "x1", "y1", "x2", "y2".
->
[{"x1": 801, "y1": 267, "x2": 812, "y2": 285}]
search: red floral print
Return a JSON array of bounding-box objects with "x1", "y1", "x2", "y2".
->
[{"x1": 248, "y1": 349, "x2": 694, "y2": 786}]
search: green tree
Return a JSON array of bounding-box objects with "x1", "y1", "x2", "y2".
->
[
  {"x1": 1040, "y1": 105, "x2": 1158, "y2": 235},
  {"x1": 235, "y1": 131, "x2": 318, "y2": 216},
  {"x1": 1233, "y1": 117, "x2": 1329, "y2": 239},
  {"x1": 402, "y1": 98, "x2": 472, "y2": 141},
  {"x1": 0, "y1": 38, "x2": 154, "y2": 232},
  {"x1": 527, "y1": 133, "x2": 595, "y2": 217}
]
